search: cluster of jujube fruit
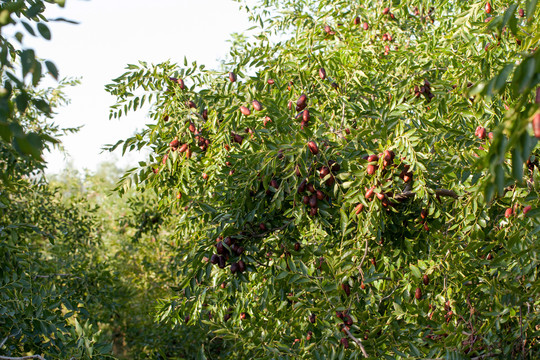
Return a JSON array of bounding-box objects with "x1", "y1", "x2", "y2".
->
[
  {"x1": 210, "y1": 236, "x2": 247, "y2": 275},
  {"x1": 296, "y1": 159, "x2": 340, "y2": 217}
]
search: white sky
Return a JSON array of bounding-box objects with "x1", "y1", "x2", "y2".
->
[{"x1": 17, "y1": 0, "x2": 253, "y2": 174}]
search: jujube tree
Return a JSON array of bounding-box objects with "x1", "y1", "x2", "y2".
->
[{"x1": 107, "y1": 0, "x2": 540, "y2": 358}]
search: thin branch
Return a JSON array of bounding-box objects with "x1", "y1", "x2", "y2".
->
[
  {"x1": 357, "y1": 237, "x2": 369, "y2": 282},
  {"x1": 435, "y1": 189, "x2": 459, "y2": 199},
  {"x1": 33, "y1": 274, "x2": 82, "y2": 280},
  {"x1": 379, "y1": 285, "x2": 400, "y2": 304},
  {"x1": 0, "y1": 356, "x2": 45, "y2": 360},
  {"x1": 342, "y1": 327, "x2": 369, "y2": 358},
  {"x1": 471, "y1": 354, "x2": 498, "y2": 360},
  {"x1": 394, "y1": 191, "x2": 415, "y2": 201},
  {"x1": 0, "y1": 330, "x2": 21, "y2": 349},
  {"x1": 394, "y1": 188, "x2": 458, "y2": 202}
]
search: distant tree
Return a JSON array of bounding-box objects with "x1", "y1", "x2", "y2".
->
[{"x1": 0, "y1": 1, "x2": 113, "y2": 359}]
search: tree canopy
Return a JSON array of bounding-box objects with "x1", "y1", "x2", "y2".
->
[{"x1": 105, "y1": 0, "x2": 540, "y2": 359}]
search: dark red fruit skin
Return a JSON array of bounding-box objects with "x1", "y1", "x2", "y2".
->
[
  {"x1": 415, "y1": 287, "x2": 422, "y2": 300},
  {"x1": 475, "y1": 126, "x2": 487, "y2": 139},
  {"x1": 383, "y1": 7, "x2": 390, "y2": 15},
  {"x1": 170, "y1": 138, "x2": 179, "y2": 149},
  {"x1": 177, "y1": 143, "x2": 189, "y2": 154},
  {"x1": 320, "y1": 166, "x2": 330, "y2": 178},
  {"x1": 354, "y1": 16, "x2": 360, "y2": 25},
  {"x1": 485, "y1": 2, "x2": 491, "y2": 14},
  {"x1": 267, "y1": 79, "x2": 275, "y2": 85},
  {"x1": 177, "y1": 78, "x2": 185, "y2": 90},
  {"x1": 341, "y1": 337, "x2": 349, "y2": 349},
  {"x1": 316, "y1": 190, "x2": 325, "y2": 200},
  {"x1": 216, "y1": 241, "x2": 225, "y2": 254},
  {"x1": 270, "y1": 179, "x2": 279, "y2": 189},
  {"x1": 307, "y1": 141, "x2": 319, "y2": 155},
  {"x1": 252, "y1": 100, "x2": 263, "y2": 111},
  {"x1": 240, "y1": 105, "x2": 251, "y2": 116},
  {"x1": 232, "y1": 133, "x2": 244, "y2": 144},
  {"x1": 365, "y1": 186, "x2": 375, "y2": 199},
  {"x1": 309, "y1": 313, "x2": 316, "y2": 323},
  {"x1": 423, "y1": 274, "x2": 430, "y2": 285},
  {"x1": 188, "y1": 100, "x2": 197, "y2": 109},
  {"x1": 325, "y1": 175, "x2": 335, "y2": 187},
  {"x1": 303, "y1": 108, "x2": 310, "y2": 122},
  {"x1": 307, "y1": 183, "x2": 315, "y2": 193},
  {"x1": 523, "y1": 205, "x2": 532, "y2": 215},
  {"x1": 519, "y1": 8, "x2": 525, "y2": 17},
  {"x1": 309, "y1": 207, "x2": 318, "y2": 216},
  {"x1": 210, "y1": 254, "x2": 219, "y2": 264},
  {"x1": 366, "y1": 164, "x2": 376, "y2": 175},
  {"x1": 363, "y1": 22, "x2": 369, "y2": 30},
  {"x1": 236, "y1": 246, "x2": 244, "y2": 256},
  {"x1": 343, "y1": 314, "x2": 353, "y2": 326},
  {"x1": 319, "y1": 67, "x2": 326, "y2": 80},
  {"x1": 505, "y1": 207, "x2": 513, "y2": 218},
  {"x1": 533, "y1": 113, "x2": 540, "y2": 139},
  {"x1": 355, "y1": 203, "x2": 364, "y2": 214},
  {"x1": 309, "y1": 195, "x2": 318, "y2": 208},
  {"x1": 297, "y1": 94, "x2": 308, "y2": 111},
  {"x1": 302, "y1": 195, "x2": 310, "y2": 205},
  {"x1": 294, "y1": 242, "x2": 301, "y2": 251},
  {"x1": 231, "y1": 262, "x2": 239, "y2": 274},
  {"x1": 218, "y1": 256, "x2": 226, "y2": 268},
  {"x1": 336, "y1": 311, "x2": 344, "y2": 319},
  {"x1": 341, "y1": 283, "x2": 351, "y2": 296},
  {"x1": 224, "y1": 236, "x2": 234, "y2": 246},
  {"x1": 328, "y1": 160, "x2": 340, "y2": 173},
  {"x1": 298, "y1": 179, "x2": 307, "y2": 194},
  {"x1": 229, "y1": 72, "x2": 236, "y2": 82},
  {"x1": 238, "y1": 260, "x2": 246, "y2": 273}
]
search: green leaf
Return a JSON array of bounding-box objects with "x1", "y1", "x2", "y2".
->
[
  {"x1": 340, "y1": 207, "x2": 348, "y2": 235},
  {"x1": 526, "y1": 0, "x2": 538, "y2": 21},
  {"x1": 45, "y1": 60, "x2": 59, "y2": 80},
  {"x1": 21, "y1": 49, "x2": 35, "y2": 78},
  {"x1": 410, "y1": 265, "x2": 421, "y2": 279},
  {"x1": 494, "y1": 64, "x2": 514, "y2": 92},
  {"x1": 37, "y1": 23, "x2": 51, "y2": 40},
  {"x1": 32, "y1": 60, "x2": 42, "y2": 86},
  {"x1": 511, "y1": 147, "x2": 523, "y2": 182},
  {"x1": 0, "y1": 121, "x2": 11, "y2": 141},
  {"x1": 21, "y1": 21, "x2": 35, "y2": 36}
]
